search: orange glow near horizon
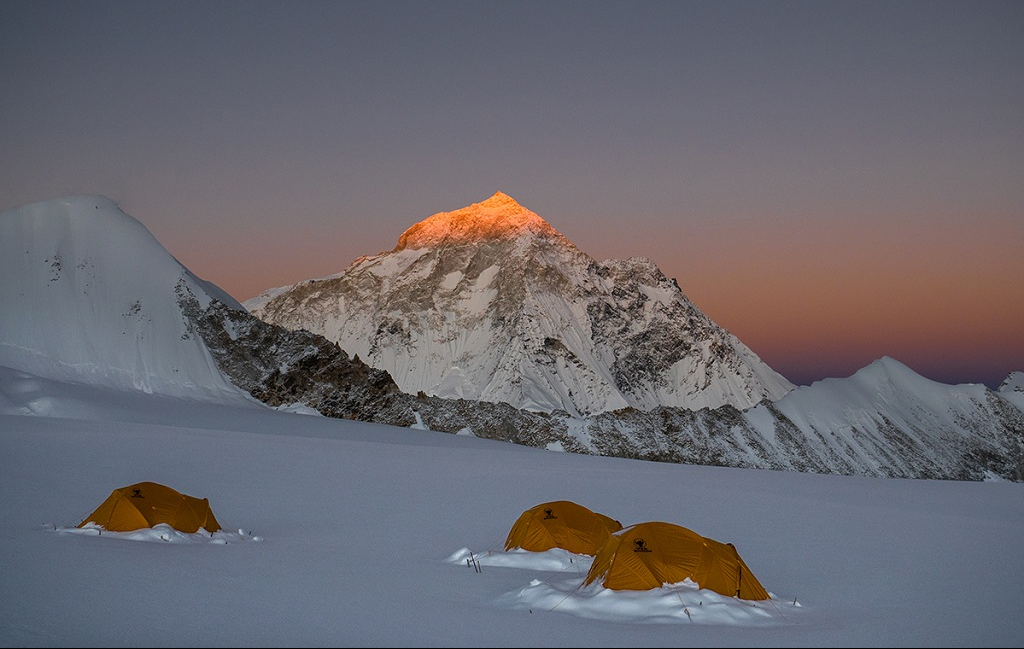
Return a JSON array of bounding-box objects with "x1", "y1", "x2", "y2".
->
[{"x1": 641, "y1": 212, "x2": 1024, "y2": 385}]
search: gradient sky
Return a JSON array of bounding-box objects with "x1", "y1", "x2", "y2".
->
[{"x1": 2, "y1": 0, "x2": 1022, "y2": 388}]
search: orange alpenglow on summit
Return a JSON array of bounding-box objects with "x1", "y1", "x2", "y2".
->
[
  {"x1": 393, "y1": 191, "x2": 563, "y2": 250},
  {"x1": 503, "y1": 500, "x2": 623, "y2": 556},
  {"x1": 583, "y1": 521, "x2": 770, "y2": 600},
  {"x1": 77, "y1": 481, "x2": 222, "y2": 533}
]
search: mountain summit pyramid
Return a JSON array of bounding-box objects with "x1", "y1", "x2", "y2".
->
[
  {"x1": 394, "y1": 191, "x2": 560, "y2": 249},
  {"x1": 246, "y1": 193, "x2": 796, "y2": 416}
]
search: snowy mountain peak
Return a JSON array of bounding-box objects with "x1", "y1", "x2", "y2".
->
[
  {"x1": 858, "y1": 355, "x2": 918, "y2": 382},
  {"x1": 248, "y1": 194, "x2": 796, "y2": 415},
  {"x1": 394, "y1": 191, "x2": 561, "y2": 251},
  {"x1": 999, "y1": 371, "x2": 1024, "y2": 392},
  {"x1": 478, "y1": 190, "x2": 521, "y2": 209},
  {"x1": 0, "y1": 195, "x2": 249, "y2": 402}
]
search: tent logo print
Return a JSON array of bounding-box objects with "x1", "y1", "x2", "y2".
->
[
  {"x1": 542, "y1": 508, "x2": 558, "y2": 519},
  {"x1": 130, "y1": 489, "x2": 144, "y2": 498},
  {"x1": 633, "y1": 538, "x2": 652, "y2": 552}
]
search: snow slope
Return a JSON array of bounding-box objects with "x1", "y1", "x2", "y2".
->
[
  {"x1": 0, "y1": 196, "x2": 252, "y2": 403},
  {"x1": 1, "y1": 368, "x2": 1022, "y2": 647}
]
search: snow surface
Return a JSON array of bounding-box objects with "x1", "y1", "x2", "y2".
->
[
  {"x1": 2, "y1": 367, "x2": 1023, "y2": 647},
  {"x1": 1, "y1": 197, "x2": 1022, "y2": 647}
]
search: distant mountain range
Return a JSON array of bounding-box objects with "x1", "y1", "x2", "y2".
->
[{"x1": 2, "y1": 195, "x2": 1022, "y2": 481}]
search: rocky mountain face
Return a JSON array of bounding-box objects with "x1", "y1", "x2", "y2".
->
[
  {"x1": 246, "y1": 192, "x2": 795, "y2": 417},
  {"x1": 177, "y1": 284, "x2": 403, "y2": 419}
]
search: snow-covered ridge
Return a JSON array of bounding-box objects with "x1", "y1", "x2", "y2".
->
[{"x1": 739, "y1": 356, "x2": 1024, "y2": 479}]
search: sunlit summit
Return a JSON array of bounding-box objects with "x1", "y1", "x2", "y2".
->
[{"x1": 395, "y1": 191, "x2": 562, "y2": 249}]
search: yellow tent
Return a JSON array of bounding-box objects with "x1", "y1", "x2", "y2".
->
[
  {"x1": 583, "y1": 521, "x2": 770, "y2": 600},
  {"x1": 77, "y1": 481, "x2": 222, "y2": 533},
  {"x1": 504, "y1": 500, "x2": 623, "y2": 555}
]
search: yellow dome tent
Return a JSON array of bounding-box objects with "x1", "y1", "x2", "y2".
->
[
  {"x1": 583, "y1": 521, "x2": 770, "y2": 600},
  {"x1": 77, "y1": 481, "x2": 222, "y2": 533},
  {"x1": 504, "y1": 500, "x2": 623, "y2": 555}
]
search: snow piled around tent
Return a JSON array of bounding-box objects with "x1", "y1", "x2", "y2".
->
[
  {"x1": 444, "y1": 547, "x2": 802, "y2": 626},
  {"x1": 49, "y1": 522, "x2": 264, "y2": 544}
]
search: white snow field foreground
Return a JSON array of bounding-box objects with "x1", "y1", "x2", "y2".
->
[{"x1": 2, "y1": 366, "x2": 1022, "y2": 648}]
